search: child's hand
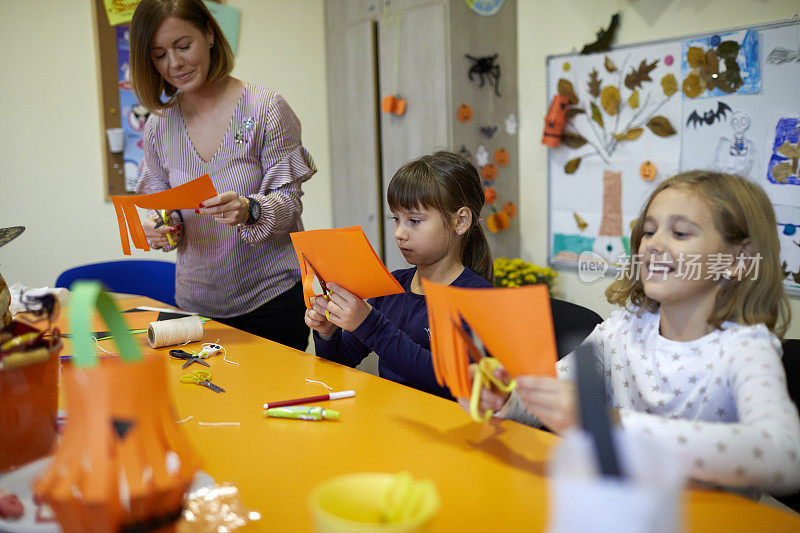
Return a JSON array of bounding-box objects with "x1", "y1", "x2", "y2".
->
[
  {"x1": 305, "y1": 297, "x2": 339, "y2": 339},
  {"x1": 321, "y1": 283, "x2": 372, "y2": 332},
  {"x1": 514, "y1": 376, "x2": 578, "y2": 434},
  {"x1": 457, "y1": 363, "x2": 513, "y2": 417}
]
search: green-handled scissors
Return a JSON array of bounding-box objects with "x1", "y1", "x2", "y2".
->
[{"x1": 179, "y1": 369, "x2": 225, "y2": 393}]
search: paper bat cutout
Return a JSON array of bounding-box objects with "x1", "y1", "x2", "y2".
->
[
  {"x1": 686, "y1": 102, "x2": 732, "y2": 128},
  {"x1": 580, "y1": 12, "x2": 620, "y2": 55},
  {"x1": 290, "y1": 226, "x2": 404, "y2": 308},
  {"x1": 110, "y1": 175, "x2": 217, "y2": 255},
  {"x1": 422, "y1": 279, "x2": 557, "y2": 399}
]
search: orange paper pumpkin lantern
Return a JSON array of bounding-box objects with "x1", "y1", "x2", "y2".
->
[
  {"x1": 34, "y1": 282, "x2": 200, "y2": 532},
  {"x1": 382, "y1": 95, "x2": 407, "y2": 115},
  {"x1": 640, "y1": 161, "x2": 657, "y2": 181},
  {"x1": 502, "y1": 201, "x2": 517, "y2": 218},
  {"x1": 481, "y1": 164, "x2": 498, "y2": 181},
  {"x1": 457, "y1": 103, "x2": 473, "y2": 122},
  {"x1": 486, "y1": 211, "x2": 510, "y2": 233},
  {"x1": 494, "y1": 148, "x2": 510, "y2": 167},
  {"x1": 541, "y1": 95, "x2": 570, "y2": 148},
  {"x1": 483, "y1": 188, "x2": 498, "y2": 204}
]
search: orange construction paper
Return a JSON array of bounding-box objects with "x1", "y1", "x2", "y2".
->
[
  {"x1": 290, "y1": 226, "x2": 404, "y2": 308},
  {"x1": 110, "y1": 174, "x2": 218, "y2": 255},
  {"x1": 422, "y1": 279, "x2": 558, "y2": 399}
]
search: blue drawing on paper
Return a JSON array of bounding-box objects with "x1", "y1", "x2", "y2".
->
[
  {"x1": 681, "y1": 29, "x2": 761, "y2": 99},
  {"x1": 766, "y1": 117, "x2": 800, "y2": 186}
]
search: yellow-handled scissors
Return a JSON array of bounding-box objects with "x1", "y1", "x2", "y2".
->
[
  {"x1": 452, "y1": 315, "x2": 516, "y2": 422},
  {"x1": 301, "y1": 252, "x2": 333, "y2": 320},
  {"x1": 155, "y1": 209, "x2": 176, "y2": 246},
  {"x1": 180, "y1": 369, "x2": 225, "y2": 393}
]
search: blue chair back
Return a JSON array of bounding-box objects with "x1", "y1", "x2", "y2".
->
[{"x1": 56, "y1": 260, "x2": 177, "y2": 307}]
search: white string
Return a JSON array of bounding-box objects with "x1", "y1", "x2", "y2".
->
[
  {"x1": 200, "y1": 339, "x2": 239, "y2": 366},
  {"x1": 305, "y1": 378, "x2": 333, "y2": 390},
  {"x1": 176, "y1": 415, "x2": 194, "y2": 424},
  {"x1": 92, "y1": 337, "x2": 117, "y2": 356},
  {"x1": 197, "y1": 422, "x2": 240, "y2": 427},
  {"x1": 147, "y1": 315, "x2": 203, "y2": 348}
]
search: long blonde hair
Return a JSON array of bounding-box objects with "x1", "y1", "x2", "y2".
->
[
  {"x1": 130, "y1": 0, "x2": 234, "y2": 113},
  {"x1": 606, "y1": 170, "x2": 790, "y2": 337}
]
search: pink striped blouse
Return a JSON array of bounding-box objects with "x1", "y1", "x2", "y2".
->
[{"x1": 135, "y1": 83, "x2": 317, "y2": 318}]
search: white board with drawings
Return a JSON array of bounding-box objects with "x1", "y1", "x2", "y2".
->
[{"x1": 546, "y1": 18, "x2": 800, "y2": 294}]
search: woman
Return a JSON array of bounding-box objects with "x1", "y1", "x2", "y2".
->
[{"x1": 130, "y1": 0, "x2": 316, "y2": 350}]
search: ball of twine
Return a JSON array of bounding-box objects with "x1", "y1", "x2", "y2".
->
[{"x1": 147, "y1": 316, "x2": 203, "y2": 348}]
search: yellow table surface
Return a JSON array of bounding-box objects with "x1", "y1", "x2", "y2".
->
[{"x1": 56, "y1": 297, "x2": 800, "y2": 531}]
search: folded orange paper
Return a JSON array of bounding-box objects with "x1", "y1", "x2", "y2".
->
[
  {"x1": 110, "y1": 175, "x2": 217, "y2": 255},
  {"x1": 290, "y1": 226, "x2": 404, "y2": 308},
  {"x1": 422, "y1": 280, "x2": 558, "y2": 399}
]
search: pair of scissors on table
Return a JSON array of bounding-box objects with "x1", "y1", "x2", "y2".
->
[
  {"x1": 452, "y1": 315, "x2": 516, "y2": 422},
  {"x1": 300, "y1": 252, "x2": 333, "y2": 320},
  {"x1": 170, "y1": 349, "x2": 210, "y2": 369},
  {"x1": 180, "y1": 370, "x2": 225, "y2": 393}
]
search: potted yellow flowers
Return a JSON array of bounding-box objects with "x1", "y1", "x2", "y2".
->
[{"x1": 493, "y1": 257, "x2": 557, "y2": 293}]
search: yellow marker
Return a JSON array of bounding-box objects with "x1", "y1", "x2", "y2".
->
[{"x1": 160, "y1": 209, "x2": 176, "y2": 246}]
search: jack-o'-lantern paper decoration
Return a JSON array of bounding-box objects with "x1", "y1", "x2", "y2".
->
[
  {"x1": 502, "y1": 201, "x2": 517, "y2": 218},
  {"x1": 640, "y1": 160, "x2": 657, "y2": 180},
  {"x1": 481, "y1": 164, "x2": 498, "y2": 181},
  {"x1": 483, "y1": 188, "x2": 498, "y2": 204},
  {"x1": 457, "y1": 103, "x2": 473, "y2": 123},
  {"x1": 34, "y1": 282, "x2": 200, "y2": 532},
  {"x1": 494, "y1": 148, "x2": 510, "y2": 167},
  {"x1": 541, "y1": 95, "x2": 570, "y2": 148},
  {"x1": 382, "y1": 95, "x2": 407, "y2": 116},
  {"x1": 486, "y1": 211, "x2": 510, "y2": 233}
]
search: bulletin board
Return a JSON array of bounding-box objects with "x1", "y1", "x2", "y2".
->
[{"x1": 546, "y1": 18, "x2": 800, "y2": 295}]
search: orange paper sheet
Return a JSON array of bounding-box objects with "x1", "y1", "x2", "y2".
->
[
  {"x1": 290, "y1": 226, "x2": 404, "y2": 308},
  {"x1": 110, "y1": 175, "x2": 218, "y2": 255},
  {"x1": 422, "y1": 279, "x2": 558, "y2": 399}
]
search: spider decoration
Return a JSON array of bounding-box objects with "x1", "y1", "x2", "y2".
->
[{"x1": 466, "y1": 54, "x2": 501, "y2": 97}]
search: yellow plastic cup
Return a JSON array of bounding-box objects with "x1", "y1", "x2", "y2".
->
[{"x1": 309, "y1": 472, "x2": 440, "y2": 533}]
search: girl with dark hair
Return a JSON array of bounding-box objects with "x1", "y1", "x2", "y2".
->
[{"x1": 307, "y1": 151, "x2": 493, "y2": 399}]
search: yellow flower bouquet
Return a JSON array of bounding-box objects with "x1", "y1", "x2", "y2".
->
[{"x1": 493, "y1": 257, "x2": 557, "y2": 293}]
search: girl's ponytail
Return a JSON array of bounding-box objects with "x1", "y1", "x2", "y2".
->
[{"x1": 461, "y1": 216, "x2": 493, "y2": 284}]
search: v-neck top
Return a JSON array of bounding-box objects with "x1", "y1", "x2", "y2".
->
[{"x1": 136, "y1": 83, "x2": 317, "y2": 318}]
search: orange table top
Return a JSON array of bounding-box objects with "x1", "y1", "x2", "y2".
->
[{"x1": 56, "y1": 297, "x2": 800, "y2": 531}]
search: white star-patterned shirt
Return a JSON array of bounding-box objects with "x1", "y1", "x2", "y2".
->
[{"x1": 505, "y1": 308, "x2": 800, "y2": 495}]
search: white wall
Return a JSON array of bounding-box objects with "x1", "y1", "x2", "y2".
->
[
  {"x1": 0, "y1": 0, "x2": 331, "y2": 288},
  {"x1": 517, "y1": 0, "x2": 800, "y2": 337}
]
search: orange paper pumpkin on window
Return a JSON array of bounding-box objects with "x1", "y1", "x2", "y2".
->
[
  {"x1": 640, "y1": 161, "x2": 657, "y2": 181},
  {"x1": 481, "y1": 164, "x2": 498, "y2": 181},
  {"x1": 483, "y1": 188, "x2": 498, "y2": 204},
  {"x1": 34, "y1": 283, "x2": 200, "y2": 533},
  {"x1": 382, "y1": 95, "x2": 407, "y2": 116},
  {"x1": 486, "y1": 211, "x2": 510, "y2": 233},
  {"x1": 457, "y1": 103, "x2": 473, "y2": 123},
  {"x1": 502, "y1": 201, "x2": 517, "y2": 218},
  {"x1": 494, "y1": 148, "x2": 510, "y2": 167}
]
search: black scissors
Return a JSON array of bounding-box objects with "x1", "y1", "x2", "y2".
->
[{"x1": 169, "y1": 349, "x2": 210, "y2": 369}]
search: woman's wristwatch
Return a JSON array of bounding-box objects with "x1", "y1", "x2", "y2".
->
[{"x1": 241, "y1": 196, "x2": 261, "y2": 226}]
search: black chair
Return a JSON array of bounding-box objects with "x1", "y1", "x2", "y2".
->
[
  {"x1": 776, "y1": 339, "x2": 800, "y2": 512},
  {"x1": 549, "y1": 298, "x2": 603, "y2": 360}
]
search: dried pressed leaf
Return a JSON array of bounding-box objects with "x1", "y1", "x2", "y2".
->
[
  {"x1": 614, "y1": 128, "x2": 644, "y2": 141},
  {"x1": 587, "y1": 69, "x2": 601, "y2": 98},
  {"x1": 777, "y1": 141, "x2": 800, "y2": 159},
  {"x1": 646, "y1": 116, "x2": 676, "y2": 137},
  {"x1": 604, "y1": 56, "x2": 617, "y2": 73},
  {"x1": 624, "y1": 58, "x2": 659, "y2": 90},
  {"x1": 565, "y1": 107, "x2": 586, "y2": 119},
  {"x1": 661, "y1": 74, "x2": 677, "y2": 96},
  {"x1": 628, "y1": 90, "x2": 640, "y2": 109},
  {"x1": 771, "y1": 162, "x2": 793, "y2": 183},
  {"x1": 600, "y1": 86, "x2": 621, "y2": 116},
  {"x1": 717, "y1": 41, "x2": 740, "y2": 58},
  {"x1": 565, "y1": 158, "x2": 581, "y2": 174},
  {"x1": 682, "y1": 72, "x2": 704, "y2": 98},
  {"x1": 561, "y1": 131, "x2": 588, "y2": 148},
  {"x1": 687, "y1": 46, "x2": 706, "y2": 68},
  {"x1": 590, "y1": 102, "x2": 604, "y2": 128},
  {"x1": 558, "y1": 78, "x2": 579, "y2": 105}
]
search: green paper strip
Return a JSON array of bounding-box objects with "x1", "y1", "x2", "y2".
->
[{"x1": 69, "y1": 281, "x2": 143, "y2": 368}]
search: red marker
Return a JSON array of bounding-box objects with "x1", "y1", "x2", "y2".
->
[{"x1": 262, "y1": 390, "x2": 355, "y2": 410}]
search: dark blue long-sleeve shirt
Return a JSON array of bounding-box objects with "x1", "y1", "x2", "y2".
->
[{"x1": 313, "y1": 266, "x2": 491, "y2": 399}]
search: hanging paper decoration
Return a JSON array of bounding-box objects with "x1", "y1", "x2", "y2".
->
[
  {"x1": 504, "y1": 113, "x2": 517, "y2": 136},
  {"x1": 381, "y1": 95, "x2": 407, "y2": 116},
  {"x1": 479, "y1": 126, "x2": 498, "y2": 139},
  {"x1": 502, "y1": 201, "x2": 517, "y2": 218},
  {"x1": 457, "y1": 103, "x2": 473, "y2": 122},
  {"x1": 541, "y1": 95, "x2": 570, "y2": 148},
  {"x1": 465, "y1": 54, "x2": 501, "y2": 97},
  {"x1": 580, "y1": 12, "x2": 620, "y2": 55},
  {"x1": 475, "y1": 145, "x2": 490, "y2": 167},
  {"x1": 481, "y1": 164, "x2": 498, "y2": 181},
  {"x1": 459, "y1": 145, "x2": 473, "y2": 160},
  {"x1": 494, "y1": 148, "x2": 509, "y2": 167},
  {"x1": 382, "y1": 9, "x2": 408, "y2": 116},
  {"x1": 486, "y1": 211, "x2": 510, "y2": 233},
  {"x1": 639, "y1": 161, "x2": 657, "y2": 181},
  {"x1": 34, "y1": 282, "x2": 201, "y2": 532},
  {"x1": 483, "y1": 188, "x2": 498, "y2": 204}
]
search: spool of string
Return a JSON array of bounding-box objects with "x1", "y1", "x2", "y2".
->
[{"x1": 147, "y1": 316, "x2": 203, "y2": 348}]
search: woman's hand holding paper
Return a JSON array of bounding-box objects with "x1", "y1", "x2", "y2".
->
[
  {"x1": 515, "y1": 376, "x2": 579, "y2": 434},
  {"x1": 322, "y1": 283, "x2": 372, "y2": 332},
  {"x1": 305, "y1": 298, "x2": 339, "y2": 339},
  {"x1": 197, "y1": 191, "x2": 248, "y2": 226},
  {"x1": 142, "y1": 211, "x2": 181, "y2": 249}
]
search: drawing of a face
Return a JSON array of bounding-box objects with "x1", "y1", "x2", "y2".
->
[{"x1": 732, "y1": 112, "x2": 750, "y2": 134}]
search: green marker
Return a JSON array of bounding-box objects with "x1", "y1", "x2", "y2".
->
[{"x1": 264, "y1": 405, "x2": 340, "y2": 421}]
